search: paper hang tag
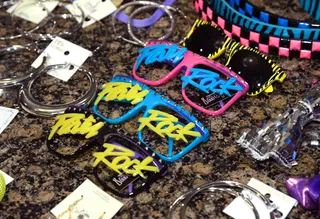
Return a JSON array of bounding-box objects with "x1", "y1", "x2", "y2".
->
[
  {"x1": 0, "y1": 106, "x2": 19, "y2": 135},
  {"x1": 0, "y1": 170, "x2": 14, "y2": 185},
  {"x1": 223, "y1": 178, "x2": 298, "y2": 219},
  {"x1": 51, "y1": 179, "x2": 123, "y2": 219},
  {"x1": 31, "y1": 37, "x2": 92, "y2": 82},
  {"x1": 65, "y1": 0, "x2": 117, "y2": 28},
  {"x1": 7, "y1": 1, "x2": 59, "y2": 24}
]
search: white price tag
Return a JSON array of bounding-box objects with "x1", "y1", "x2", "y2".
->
[
  {"x1": 7, "y1": 0, "x2": 59, "y2": 24},
  {"x1": 51, "y1": 179, "x2": 123, "y2": 219},
  {"x1": 223, "y1": 178, "x2": 298, "y2": 219},
  {"x1": 0, "y1": 170, "x2": 14, "y2": 185},
  {"x1": 0, "y1": 106, "x2": 18, "y2": 135},
  {"x1": 66, "y1": 0, "x2": 117, "y2": 28},
  {"x1": 32, "y1": 37, "x2": 92, "y2": 82}
]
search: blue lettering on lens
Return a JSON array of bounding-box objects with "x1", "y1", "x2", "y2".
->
[
  {"x1": 181, "y1": 68, "x2": 243, "y2": 96},
  {"x1": 135, "y1": 44, "x2": 188, "y2": 70}
]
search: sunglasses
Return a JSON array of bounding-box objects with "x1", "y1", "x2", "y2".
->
[
  {"x1": 184, "y1": 19, "x2": 287, "y2": 96},
  {"x1": 93, "y1": 75, "x2": 210, "y2": 162},
  {"x1": 47, "y1": 107, "x2": 106, "y2": 159},
  {"x1": 132, "y1": 40, "x2": 249, "y2": 115},
  {"x1": 47, "y1": 107, "x2": 167, "y2": 197},
  {"x1": 92, "y1": 133, "x2": 167, "y2": 197}
]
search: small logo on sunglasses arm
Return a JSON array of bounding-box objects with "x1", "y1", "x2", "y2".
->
[
  {"x1": 138, "y1": 110, "x2": 201, "y2": 142},
  {"x1": 201, "y1": 93, "x2": 227, "y2": 106}
]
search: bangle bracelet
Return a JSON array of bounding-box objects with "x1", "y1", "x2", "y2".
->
[
  {"x1": 0, "y1": 45, "x2": 46, "y2": 88},
  {"x1": 112, "y1": 1, "x2": 174, "y2": 46},
  {"x1": 19, "y1": 65, "x2": 97, "y2": 117},
  {"x1": 211, "y1": 0, "x2": 320, "y2": 41},
  {"x1": 114, "y1": 0, "x2": 176, "y2": 28},
  {"x1": 193, "y1": 0, "x2": 320, "y2": 59},
  {"x1": 127, "y1": 5, "x2": 189, "y2": 46},
  {"x1": 167, "y1": 181, "x2": 276, "y2": 219},
  {"x1": 228, "y1": 0, "x2": 320, "y2": 28}
]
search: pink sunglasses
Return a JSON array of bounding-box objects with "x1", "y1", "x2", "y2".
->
[{"x1": 132, "y1": 40, "x2": 249, "y2": 116}]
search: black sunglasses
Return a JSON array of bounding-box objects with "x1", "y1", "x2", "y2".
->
[{"x1": 184, "y1": 19, "x2": 287, "y2": 96}]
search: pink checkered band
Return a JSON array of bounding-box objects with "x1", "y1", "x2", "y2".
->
[{"x1": 193, "y1": 0, "x2": 320, "y2": 59}]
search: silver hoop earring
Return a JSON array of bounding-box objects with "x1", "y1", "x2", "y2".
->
[
  {"x1": 19, "y1": 65, "x2": 97, "y2": 117},
  {"x1": 0, "y1": 44, "x2": 46, "y2": 88}
]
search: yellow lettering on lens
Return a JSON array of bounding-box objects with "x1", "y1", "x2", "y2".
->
[
  {"x1": 138, "y1": 110, "x2": 201, "y2": 142},
  {"x1": 48, "y1": 113, "x2": 104, "y2": 140},
  {"x1": 94, "y1": 82, "x2": 150, "y2": 106},
  {"x1": 92, "y1": 143, "x2": 160, "y2": 179}
]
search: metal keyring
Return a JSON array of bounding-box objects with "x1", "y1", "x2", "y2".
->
[
  {"x1": 10, "y1": 0, "x2": 84, "y2": 41},
  {"x1": 0, "y1": 44, "x2": 46, "y2": 88},
  {"x1": 167, "y1": 181, "x2": 277, "y2": 219},
  {"x1": 112, "y1": 1, "x2": 174, "y2": 46},
  {"x1": 19, "y1": 65, "x2": 97, "y2": 117},
  {"x1": 128, "y1": 5, "x2": 190, "y2": 46}
]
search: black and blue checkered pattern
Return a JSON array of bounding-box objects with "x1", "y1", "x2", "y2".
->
[
  {"x1": 194, "y1": 0, "x2": 320, "y2": 59},
  {"x1": 210, "y1": 0, "x2": 320, "y2": 41},
  {"x1": 228, "y1": 0, "x2": 320, "y2": 28}
]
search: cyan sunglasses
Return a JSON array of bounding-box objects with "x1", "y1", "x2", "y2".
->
[{"x1": 93, "y1": 75, "x2": 210, "y2": 162}]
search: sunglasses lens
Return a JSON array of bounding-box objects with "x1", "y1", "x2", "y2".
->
[
  {"x1": 139, "y1": 106, "x2": 202, "y2": 158},
  {"x1": 48, "y1": 134, "x2": 90, "y2": 157},
  {"x1": 47, "y1": 110, "x2": 105, "y2": 158},
  {"x1": 227, "y1": 50, "x2": 272, "y2": 93},
  {"x1": 93, "y1": 135, "x2": 165, "y2": 196},
  {"x1": 185, "y1": 25, "x2": 225, "y2": 57},
  {"x1": 183, "y1": 65, "x2": 243, "y2": 112},
  {"x1": 135, "y1": 61, "x2": 175, "y2": 81},
  {"x1": 94, "y1": 82, "x2": 148, "y2": 120},
  {"x1": 134, "y1": 43, "x2": 186, "y2": 81}
]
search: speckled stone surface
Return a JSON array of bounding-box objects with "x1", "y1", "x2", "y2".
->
[{"x1": 0, "y1": 0, "x2": 320, "y2": 218}]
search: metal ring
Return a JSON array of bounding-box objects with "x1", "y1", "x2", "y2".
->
[
  {"x1": 128, "y1": 5, "x2": 190, "y2": 46},
  {"x1": 19, "y1": 65, "x2": 97, "y2": 117},
  {"x1": 167, "y1": 181, "x2": 276, "y2": 219},
  {"x1": 10, "y1": 0, "x2": 84, "y2": 41},
  {"x1": 112, "y1": 1, "x2": 174, "y2": 46},
  {"x1": 0, "y1": 45, "x2": 46, "y2": 88}
]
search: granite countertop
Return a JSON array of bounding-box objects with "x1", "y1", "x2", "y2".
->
[{"x1": 0, "y1": 0, "x2": 319, "y2": 218}]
